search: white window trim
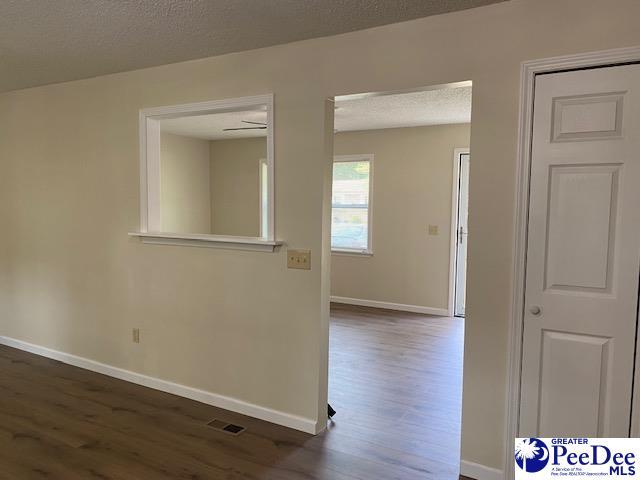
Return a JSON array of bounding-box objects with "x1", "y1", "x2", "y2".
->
[
  {"x1": 331, "y1": 154, "x2": 374, "y2": 256},
  {"x1": 129, "y1": 94, "x2": 281, "y2": 251},
  {"x1": 259, "y1": 158, "x2": 268, "y2": 239}
]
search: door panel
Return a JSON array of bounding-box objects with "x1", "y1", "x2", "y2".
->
[
  {"x1": 519, "y1": 64, "x2": 640, "y2": 438},
  {"x1": 552, "y1": 92, "x2": 624, "y2": 141},
  {"x1": 454, "y1": 152, "x2": 470, "y2": 317},
  {"x1": 538, "y1": 330, "x2": 611, "y2": 437},
  {"x1": 545, "y1": 164, "x2": 619, "y2": 292}
]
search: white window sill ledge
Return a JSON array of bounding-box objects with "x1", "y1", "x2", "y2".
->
[
  {"x1": 129, "y1": 232, "x2": 283, "y2": 252},
  {"x1": 331, "y1": 249, "x2": 373, "y2": 257}
]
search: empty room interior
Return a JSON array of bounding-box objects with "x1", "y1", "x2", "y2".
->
[
  {"x1": 327, "y1": 84, "x2": 471, "y2": 478},
  {"x1": 1, "y1": 1, "x2": 640, "y2": 479}
]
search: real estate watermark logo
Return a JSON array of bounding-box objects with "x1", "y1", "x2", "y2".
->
[
  {"x1": 515, "y1": 438, "x2": 550, "y2": 473},
  {"x1": 515, "y1": 438, "x2": 639, "y2": 479}
]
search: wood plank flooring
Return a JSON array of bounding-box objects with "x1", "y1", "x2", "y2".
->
[
  {"x1": 0, "y1": 303, "x2": 464, "y2": 479},
  {"x1": 329, "y1": 304, "x2": 464, "y2": 480}
]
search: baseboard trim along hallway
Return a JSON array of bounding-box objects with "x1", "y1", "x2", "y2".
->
[
  {"x1": 460, "y1": 460, "x2": 504, "y2": 480},
  {"x1": 0, "y1": 336, "x2": 319, "y2": 434},
  {"x1": 330, "y1": 296, "x2": 449, "y2": 316}
]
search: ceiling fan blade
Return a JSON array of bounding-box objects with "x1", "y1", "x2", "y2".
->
[
  {"x1": 241, "y1": 120, "x2": 267, "y2": 126},
  {"x1": 223, "y1": 126, "x2": 267, "y2": 131}
]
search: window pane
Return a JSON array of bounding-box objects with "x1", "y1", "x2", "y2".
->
[
  {"x1": 331, "y1": 160, "x2": 370, "y2": 250},
  {"x1": 332, "y1": 161, "x2": 370, "y2": 207},
  {"x1": 332, "y1": 208, "x2": 368, "y2": 249}
]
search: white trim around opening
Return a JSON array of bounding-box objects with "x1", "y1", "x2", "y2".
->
[{"x1": 130, "y1": 94, "x2": 280, "y2": 251}]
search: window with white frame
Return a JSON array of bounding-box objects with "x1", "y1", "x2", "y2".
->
[{"x1": 331, "y1": 155, "x2": 373, "y2": 253}]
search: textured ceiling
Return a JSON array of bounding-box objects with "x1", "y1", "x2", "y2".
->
[
  {"x1": 161, "y1": 110, "x2": 268, "y2": 140},
  {"x1": 335, "y1": 84, "x2": 472, "y2": 132},
  {"x1": 0, "y1": 0, "x2": 506, "y2": 93},
  {"x1": 160, "y1": 84, "x2": 472, "y2": 141}
]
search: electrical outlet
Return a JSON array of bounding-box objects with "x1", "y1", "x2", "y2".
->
[
  {"x1": 132, "y1": 328, "x2": 140, "y2": 344},
  {"x1": 287, "y1": 249, "x2": 311, "y2": 270},
  {"x1": 428, "y1": 224, "x2": 439, "y2": 235}
]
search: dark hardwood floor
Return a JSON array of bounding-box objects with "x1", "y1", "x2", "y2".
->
[
  {"x1": 0, "y1": 303, "x2": 464, "y2": 479},
  {"x1": 329, "y1": 304, "x2": 464, "y2": 479}
]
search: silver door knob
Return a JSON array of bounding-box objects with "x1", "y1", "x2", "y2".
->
[{"x1": 530, "y1": 305, "x2": 542, "y2": 316}]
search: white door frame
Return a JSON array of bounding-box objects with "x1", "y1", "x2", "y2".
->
[
  {"x1": 504, "y1": 45, "x2": 640, "y2": 479},
  {"x1": 448, "y1": 148, "x2": 470, "y2": 317}
]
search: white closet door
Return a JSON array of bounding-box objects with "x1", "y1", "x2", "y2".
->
[{"x1": 520, "y1": 64, "x2": 640, "y2": 437}]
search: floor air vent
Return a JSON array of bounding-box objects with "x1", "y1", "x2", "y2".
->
[{"x1": 207, "y1": 419, "x2": 246, "y2": 436}]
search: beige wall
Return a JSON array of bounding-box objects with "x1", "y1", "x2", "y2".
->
[
  {"x1": 332, "y1": 124, "x2": 470, "y2": 310},
  {"x1": 1, "y1": 0, "x2": 639, "y2": 471},
  {"x1": 160, "y1": 133, "x2": 212, "y2": 234},
  {"x1": 209, "y1": 137, "x2": 265, "y2": 237},
  {"x1": 159, "y1": 134, "x2": 265, "y2": 236}
]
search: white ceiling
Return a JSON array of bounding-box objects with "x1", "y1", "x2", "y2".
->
[
  {"x1": 335, "y1": 84, "x2": 472, "y2": 132},
  {"x1": 161, "y1": 110, "x2": 268, "y2": 140},
  {"x1": 0, "y1": 0, "x2": 506, "y2": 93}
]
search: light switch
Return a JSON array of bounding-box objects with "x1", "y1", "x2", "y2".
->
[
  {"x1": 287, "y1": 249, "x2": 311, "y2": 270},
  {"x1": 428, "y1": 225, "x2": 439, "y2": 235}
]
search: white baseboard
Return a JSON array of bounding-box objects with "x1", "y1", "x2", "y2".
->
[
  {"x1": 0, "y1": 336, "x2": 319, "y2": 435},
  {"x1": 330, "y1": 296, "x2": 449, "y2": 316},
  {"x1": 460, "y1": 460, "x2": 504, "y2": 480}
]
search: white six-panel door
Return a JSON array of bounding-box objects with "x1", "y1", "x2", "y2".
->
[{"x1": 519, "y1": 64, "x2": 640, "y2": 437}]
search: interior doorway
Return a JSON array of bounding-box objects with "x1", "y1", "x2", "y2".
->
[
  {"x1": 453, "y1": 149, "x2": 470, "y2": 317},
  {"x1": 327, "y1": 82, "x2": 472, "y2": 479}
]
